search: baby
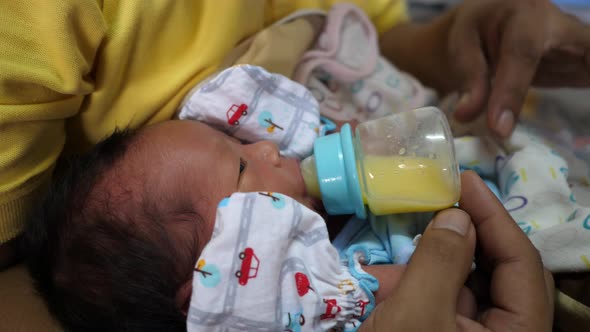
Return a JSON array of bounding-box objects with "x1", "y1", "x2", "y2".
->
[{"x1": 25, "y1": 116, "x2": 433, "y2": 331}]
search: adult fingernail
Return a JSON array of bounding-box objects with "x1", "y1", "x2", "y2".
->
[
  {"x1": 495, "y1": 110, "x2": 514, "y2": 138},
  {"x1": 433, "y1": 210, "x2": 470, "y2": 236}
]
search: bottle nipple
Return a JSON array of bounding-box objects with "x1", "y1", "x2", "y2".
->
[{"x1": 300, "y1": 156, "x2": 321, "y2": 199}]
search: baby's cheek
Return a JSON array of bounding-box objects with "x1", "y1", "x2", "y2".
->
[
  {"x1": 237, "y1": 175, "x2": 259, "y2": 193},
  {"x1": 273, "y1": 176, "x2": 301, "y2": 197},
  {"x1": 240, "y1": 165, "x2": 300, "y2": 198}
]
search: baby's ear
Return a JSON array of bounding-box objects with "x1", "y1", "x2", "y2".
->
[{"x1": 175, "y1": 278, "x2": 193, "y2": 316}]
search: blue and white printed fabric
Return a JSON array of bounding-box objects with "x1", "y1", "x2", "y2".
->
[
  {"x1": 178, "y1": 65, "x2": 321, "y2": 159},
  {"x1": 187, "y1": 192, "x2": 377, "y2": 332}
]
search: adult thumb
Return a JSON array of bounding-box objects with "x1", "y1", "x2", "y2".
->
[
  {"x1": 410, "y1": 208, "x2": 475, "y2": 298},
  {"x1": 384, "y1": 209, "x2": 476, "y2": 329}
]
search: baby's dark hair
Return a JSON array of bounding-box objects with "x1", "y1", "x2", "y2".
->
[{"x1": 24, "y1": 129, "x2": 190, "y2": 332}]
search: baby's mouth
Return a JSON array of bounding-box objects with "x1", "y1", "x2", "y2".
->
[
  {"x1": 294, "y1": 159, "x2": 323, "y2": 211},
  {"x1": 292, "y1": 159, "x2": 306, "y2": 193}
]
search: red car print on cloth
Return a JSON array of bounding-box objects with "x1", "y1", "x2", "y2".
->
[
  {"x1": 320, "y1": 299, "x2": 341, "y2": 320},
  {"x1": 294, "y1": 272, "x2": 314, "y2": 297},
  {"x1": 227, "y1": 103, "x2": 248, "y2": 126},
  {"x1": 235, "y1": 247, "x2": 259, "y2": 286},
  {"x1": 355, "y1": 300, "x2": 369, "y2": 318}
]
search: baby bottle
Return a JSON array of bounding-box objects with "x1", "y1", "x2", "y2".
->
[{"x1": 301, "y1": 107, "x2": 460, "y2": 219}]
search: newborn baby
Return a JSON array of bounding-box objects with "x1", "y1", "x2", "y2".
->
[{"x1": 25, "y1": 118, "x2": 429, "y2": 331}]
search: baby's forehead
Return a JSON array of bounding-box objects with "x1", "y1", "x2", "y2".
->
[
  {"x1": 135, "y1": 120, "x2": 235, "y2": 156},
  {"x1": 107, "y1": 119, "x2": 233, "y2": 193},
  {"x1": 111, "y1": 120, "x2": 225, "y2": 208},
  {"x1": 87, "y1": 141, "x2": 194, "y2": 236}
]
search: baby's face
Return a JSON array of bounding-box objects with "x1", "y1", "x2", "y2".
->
[{"x1": 128, "y1": 120, "x2": 315, "y2": 251}]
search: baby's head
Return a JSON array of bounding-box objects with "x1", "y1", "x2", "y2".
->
[{"x1": 25, "y1": 120, "x2": 313, "y2": 331}]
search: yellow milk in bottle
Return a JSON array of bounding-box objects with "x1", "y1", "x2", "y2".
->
[
  {"x1": 301, "y1": 154, "x2": 458, "y2": 215},
  {"x1": 359, "y1": 155, "x2": 458, "y2": 215}
]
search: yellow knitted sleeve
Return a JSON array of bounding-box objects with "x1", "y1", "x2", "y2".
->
[
  {"x1": 0, "y1": 0, "x2": 105, "y2": 242},
  {"x1": 0, "y1": 0, "x2": 407, "y2": 244}
]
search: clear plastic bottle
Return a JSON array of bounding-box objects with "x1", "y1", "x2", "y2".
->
[{"x1": 301, "y1": 107, "x2": 460, "y2": 218}]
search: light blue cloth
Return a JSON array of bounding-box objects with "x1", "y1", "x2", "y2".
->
[
  {"x1": 333, "y1": 213, "x2": 432, "y2": 265},
  {"x1": 333, "y1": 168, "x2": 499, "y2": 266}
]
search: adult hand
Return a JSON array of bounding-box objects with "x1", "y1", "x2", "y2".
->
[
  {"x1": 447, "y1": 0, "x2": 590, "y2": 138},
  {"x1": 359, "y1": 171, "x2": 554, "y2": 332}
]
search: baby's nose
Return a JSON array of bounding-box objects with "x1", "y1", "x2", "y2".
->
[{"x1": 252, "y1": 141, "x2": 280, "y2": 166}]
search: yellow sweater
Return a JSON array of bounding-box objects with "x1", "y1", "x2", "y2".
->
[{"x1": 0, "y1": 0, "x2": 407, "y2": 243}]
